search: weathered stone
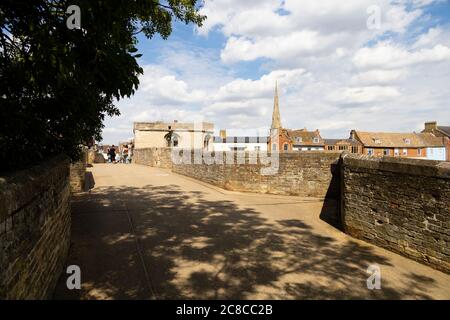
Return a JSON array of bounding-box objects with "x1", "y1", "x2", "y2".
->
[
  {"x1": 0, "y1": 156, "x2": 71, "y2": 299},
  {"x1": 341, "y1": 153, "x2": 450, "y2": 274}
]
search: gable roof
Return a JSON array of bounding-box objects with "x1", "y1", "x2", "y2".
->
[
  {"x1": 287, "y1": 129, "x2": 324, "y2": 145},
  {"x1": 324, "y1": 138, "x2": 361, "y2": 146},
  {"x1": 354, "y1": 131, "x2": 445, "y2": 148},
  {"x1": 437, "y1": 126, "x2": 450, "y2": 137},
  {"x1": 417, "y1": 132, "x2": 446, "y2": 147}
]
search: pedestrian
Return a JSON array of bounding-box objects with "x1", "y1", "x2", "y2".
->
[
  {"x1": 123, "y1": 144, "x2": 129, "y2": 164},
  {"x1": 109, "y1": 145, "x2": 116, "y2": 164}
]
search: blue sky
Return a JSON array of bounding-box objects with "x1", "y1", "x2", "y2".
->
[{"x1": 102, "y1": 0, "x2": 450, "y2": 144}]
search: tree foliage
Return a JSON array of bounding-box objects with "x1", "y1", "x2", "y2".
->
[{"x1": 0, "y1": 0, "x2": 205, "y2": 171}]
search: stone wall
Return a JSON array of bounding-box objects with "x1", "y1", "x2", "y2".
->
[
  {"x1": 172, "y1": 151, "x2": 341, "y2": 198},
  {"x1": 341, "y1": 153, "x2": 450, "y2": 273},
  {"x1": 133, "y1": 147, "x2": 173, "y2": 169},
  {"x1": 0, "y1": 155, "x2": 71, "y2": 299},
  {"x1": 70, "y1": 149, "x2": 87, "y2": 193}
]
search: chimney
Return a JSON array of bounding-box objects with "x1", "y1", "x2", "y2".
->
[
  {"x1": 424, "y1": 121, "x2": 437, "y2": 132},
  {"x1": 350, "y1": 130, "x2": 356, "y2": 140},
  {"x1": 219, "y1": 130, "x2": 227, "y2": 139}
]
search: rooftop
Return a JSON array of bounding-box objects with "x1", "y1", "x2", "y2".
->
[
  {"x1": 134, "y1": 121, "x2": 214, "y2": 132},
  {"x1": 354, "y1": 131, "x2": 445, "y2": 148}
]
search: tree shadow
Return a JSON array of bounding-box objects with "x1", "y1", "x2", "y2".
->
[
  {"x1": 83, "y1": 171, "x2": 95, "y2": 192},
  {"x1": 54, "y1": 184, "x2": 440, "y2": 300}
]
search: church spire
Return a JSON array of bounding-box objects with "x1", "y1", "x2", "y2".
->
[{"x1": 271, "y1": 81, "x2": 281, "y2": 129}]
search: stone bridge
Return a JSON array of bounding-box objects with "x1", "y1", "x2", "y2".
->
[{"x1": 53, "y1": 163, "x2": 450, "y2": 299}]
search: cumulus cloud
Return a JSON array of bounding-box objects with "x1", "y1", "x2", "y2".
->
[
  {"x1": 351, "y1": 69, "x2": 407, "y2": 84},
  {"x1": 101, "y1": 0, "x2": 450, "y2": 144},
  {"x1": 327, "y1": 86, "x2": 401, "y2": 104},
  {"x1": 353, "y1": 43, "x2": 450, "y2": 69}
]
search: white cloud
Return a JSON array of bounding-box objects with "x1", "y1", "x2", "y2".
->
[
  {"x1": 353, "y1": 43, "x2": 450, "y2": 69},
  {"x1": 221, "y1": 31, "x2": 348, "y2": 63},
  {"x1": 201, "y1": 0, "x2": 427, "y2": 64},
  {"x1": 327, "y1": 86, "x2": 401, "y2": 104},
  {"x1": 351, "y1": 69, "x2": 407, "y2": 84},
  {"x1": 101, "y1": 0, "x2": 450, "y2": 144}
]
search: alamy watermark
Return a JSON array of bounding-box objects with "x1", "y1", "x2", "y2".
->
[
  {"x1": 167, "y1": 123, "x2": 280, "y2": 175},
  {"x1": 366, "y1": 264, "x2": 381, "y2": 290},
  {"x1": 66, "y1": 5, "x2": 81, "y2": 30},
  {"x1": 66, "y1": 265, "x2": 81, "y2": 290},
  {"x1": 367, "y1": 5, "x2": 382, "y2": 30}
]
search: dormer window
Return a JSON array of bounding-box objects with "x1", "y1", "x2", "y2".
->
[
  {"x1": 296, "y1": 137, "x2": 302, "y2": 143},
  {"x1": 313, "y1": 137, "x2": 319, "y2": 143},
  {"x1": 374, "y1": 139, "x2": 381, "y2": 144},
  {"x1": 404, "y1": 138, "x2": 411, "y2": 144}
]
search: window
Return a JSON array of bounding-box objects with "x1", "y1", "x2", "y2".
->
[
  {"x1": 374, "y1": 139, "x2": 381, "y2": 144},
  {"x1": 383, "y1": 149, "x2": 389, "y2": 156},
  {"x1": 172, "y1": 136, "x2": 179, "y2": 147},
  {"x1": 403, "y1": 148, "x2": 407, "y2": 156},
  {"x1": 394, "y1": 148, "x2": 399, "y2": 156},
  {"x1": 418, "y1": 148, "x2": 422, "y2": 156},
  {"x1": 367, "y1": 148, "x2": 374, "y2": 156},
  {"x1": 313, "y1": 137, "x2": 319, "y2": 143},
  {"x1": 351, "y1": 146, "x2": 358, "y2": 153},
  {"x1": 404, "y1": 138, "x2": 411, "y2": 144},
  {"x1": 296, "y1": 137, "x2": 302, "y2": 143},
  {"x1": 203, "y1": 135, "x2": 211, "y2": 150},
  {"x1": 327, "y1": 146, "x2": 334, "y2": 151},
  {"x1": 272, "y1": 144, "x2": 277, "y2": 151},
  {"x1": 254, "y1": 146, "x2": 261, "y2": 151},
  {"x1": 283, "y1": 143, "x2": 289, "y2": 151}
]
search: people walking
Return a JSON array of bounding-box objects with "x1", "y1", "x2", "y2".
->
[{"x1": 108, "y1": 145, "x2": 116, "y2": 164}]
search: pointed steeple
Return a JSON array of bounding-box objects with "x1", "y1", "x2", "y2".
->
[{"x1": 271, "y1": 81, "x2": 281, "y2": 129}]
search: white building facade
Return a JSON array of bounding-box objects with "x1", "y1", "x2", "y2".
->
[
  {"x1": 133, "y1": 121, "x2": 214, "y2": 150},
  {"x1": 425, "y1": 147, "x2": 446, "y2": 161}
]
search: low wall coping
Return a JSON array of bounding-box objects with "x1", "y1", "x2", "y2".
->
[{"x1": 341, "y1": 153, "x2": 450, "y2": 179}]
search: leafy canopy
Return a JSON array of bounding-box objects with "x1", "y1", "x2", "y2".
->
[{"x1": 0, "y1": 0, "x2": 205, "y2": 171}]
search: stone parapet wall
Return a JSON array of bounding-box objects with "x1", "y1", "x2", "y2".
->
[
  {"x1": 172, "y1": 151, "x2": 341, "y2": 198},
  {"x1": 0, "y1": 156, "x2": 72, "y2": 299},
  {"x1": 340, "y1": 153, "x2": 450, "y2": 273},
  {"x1": 133, "y1": 147, "x2": 173, "y2": 169}
]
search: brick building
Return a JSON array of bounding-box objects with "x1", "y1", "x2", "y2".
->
[
  {"x1": 290, "y1": 129, "x2": 325, "y2": 151},
  {"x1": 324, "y1": 138, "x2": 362, "y2": 154},
  {"x1": 350, "y1": 130, "x2": 445, "y2": 160}
]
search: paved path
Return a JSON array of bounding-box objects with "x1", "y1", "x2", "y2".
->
[{"x1": 54, "y1": 164, "x2": 450, "y2": 299}]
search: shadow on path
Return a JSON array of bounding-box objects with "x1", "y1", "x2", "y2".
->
[{"x1": 54, "y1": 184, "x2": 438, "y2": 300}]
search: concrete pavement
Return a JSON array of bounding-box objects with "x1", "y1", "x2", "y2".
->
[{"x1": 53, "y1": 163, "x2": 450, "y2": 299}]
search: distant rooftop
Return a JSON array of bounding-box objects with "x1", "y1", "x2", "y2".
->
[
  {"x1": 438, "y1": 126, "x2": 450, "y2": 137},
  {"x1": 354, "y1": 131, "x2": 445, "y2": 148},
  {"x1": 134, "y1": 121, "x2": 214, "y2": 132}
]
